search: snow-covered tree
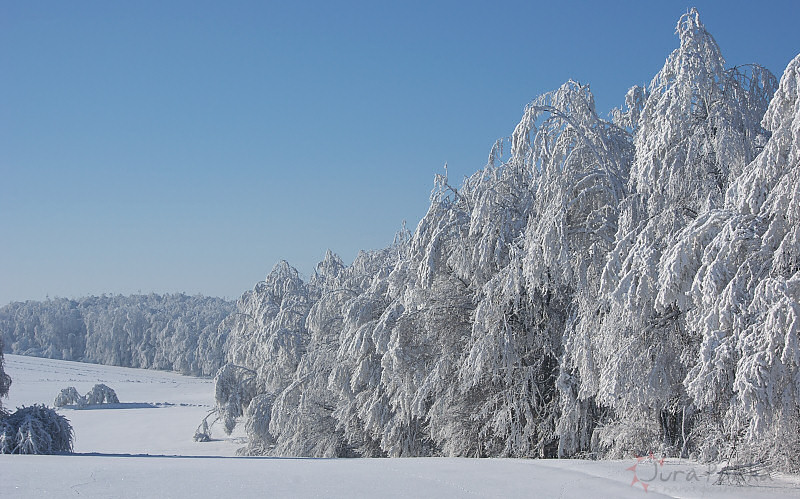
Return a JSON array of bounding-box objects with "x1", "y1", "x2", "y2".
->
[
  {"x1": 214, "y1": 363, "x2": 258, "y2": 435},
  {"x1": 521, "y1": 80, "x2": 631, "y2": 458},
  {"x1": 212, "y1": 260, "x2": 314, "y2": 449},
  {"x1": 329, "y1": 277, "x2": 397, "y2": 457},
  {"x1": 656, "y1": 52, "x2": 799, "y2": 469},
  {"x1": 0, "y1": 299, "x2": 86, "y2": 360},
  {"x1": 266, "y1": 250, "x2": 378, "y2": 457},
  {"x1": 224, "y1": 261, "x2": 311, "y2": 393},
  {"x1": 595, "y1": 8, "x2": 776, "y2": 457}
]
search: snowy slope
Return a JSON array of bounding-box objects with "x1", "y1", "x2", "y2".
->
[{"x1": 1, "y1": 354, "x2": 798, "y2": 498}]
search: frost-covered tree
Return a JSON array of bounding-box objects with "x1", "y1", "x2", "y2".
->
[
  {"x1": 213, "y1": 260, "x2": 313, "y2": 448},
  {"x1": 79, "y1": 294, "x2": 233, "y2": 375},
  {"x1": 512, "y1": 80, "x2": 632, "y2": 458},
  {"x1": 595, "y1": 9, "x2": 776, "y2": 457},
  {"x1": 224, "y1": 262, "x2": 311, "y2": 393},
  {"x1": 360, "y1": 78, "x2": 631, "y2": 458},
  {"x1": 372, "y1": 174, "x2": 479, "y2": 457},
  {"x1": 657, "y1": 53, "x2": 799, "y2": 469},
  {"x1": 0, "y1": 299, "x2": 86, "y2": 360},
  {"x1": 224, "y1": 245, "x2": 407, "y2": 457},
  {"x1": 329, "y1": 276, "x2": 397, "y2": 457},
  {"x1": 379, "y1": 264, "x2": 472, "y2": 456},
  {"x1": 214, "y1": 363, "x2": 258, "y2": 435},
  {"x1": 264, "y1": 253, "x2": 353, "y2": 457},
  {"x1": 0, "y1": 339, "x2": 75, "y2": 454}
]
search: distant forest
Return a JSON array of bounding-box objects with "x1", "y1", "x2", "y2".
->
[{"x1": 0, "y1": 294, "x2": 233, "y2": 376}]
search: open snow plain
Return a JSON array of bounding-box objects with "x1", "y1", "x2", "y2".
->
[{"x1": 2, "y1": 354, "x2": 798, "y2": 498}]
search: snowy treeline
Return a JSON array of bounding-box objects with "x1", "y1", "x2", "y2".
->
[
  {"x1": 213, "y1": 10, "x2": 800, "y2": 470},
  {"x1": 0, "y1": 294, "x2": 233, "y2": 376}
]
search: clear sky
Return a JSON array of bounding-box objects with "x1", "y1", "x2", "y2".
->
[{"x1": 1, "y1": 0, "x2": 798, "y2": 305}]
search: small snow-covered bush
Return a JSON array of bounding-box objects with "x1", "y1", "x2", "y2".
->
[
  {"x1": 54, "y1": 386, "x2": 85, "y2": 407},
  {"x1": 194, "y1": 417, "x2": 212, "y2": 442},
  {"x1": 84, "y1": 384, "x2": 119, "y2": 405},
  {"x1": 0, "y1": 405, "x2": 73, "y2": 454}
]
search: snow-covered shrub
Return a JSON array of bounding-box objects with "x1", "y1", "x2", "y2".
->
[
  {"x1": 54, "y1": 384, "x2": 119, "y2": 407},
  {"x1": 193, "y1": 416, "x2": 212, "y2": 442},
  {"x1": 84, "y1": 384, "x2": 119, "y2": 405},
  {"x1": 0, "y1": 405, "x2": 73, "y2": 454},
  {"x1": 54, "y1": 387, "x2": 85, "y2": 407}
]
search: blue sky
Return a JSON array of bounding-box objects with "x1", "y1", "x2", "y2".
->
[{"x1": 1, "y1": 0, "x2": 798, "y2": 304}]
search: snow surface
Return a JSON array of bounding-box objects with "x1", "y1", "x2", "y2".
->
[{"x1": 2, "y1": 354, "x2": 798, "y2": 498}]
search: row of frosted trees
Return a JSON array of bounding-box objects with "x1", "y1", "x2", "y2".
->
[
  {"x1": 214, "y1": 10, "x2": 799, "y2": 470},
  {"x1": 0, "y1": 293, "x2": 233, "y2": 376}
]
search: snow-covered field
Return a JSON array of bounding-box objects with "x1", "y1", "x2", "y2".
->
[{"x1": 2, "y1": 354, "x2": 798, "y2": 498}]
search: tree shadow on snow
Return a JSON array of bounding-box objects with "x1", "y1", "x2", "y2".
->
[
  {"x1": 61, "y1": 402, "x2": 159, "y2": 410},
  {"x1": 69, "y1": 452, "x2": 328, "y2": 460}
]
